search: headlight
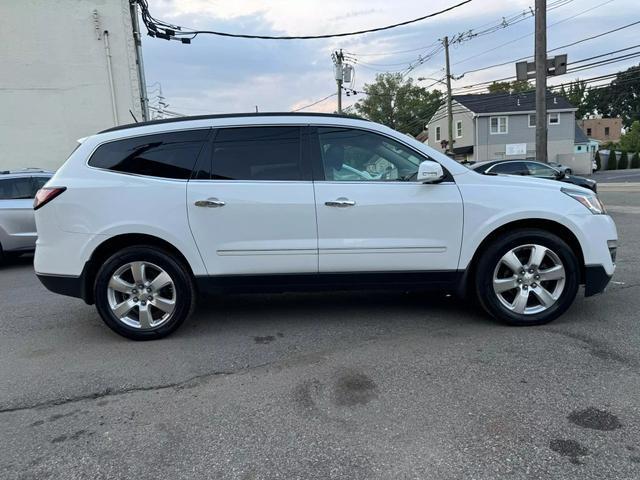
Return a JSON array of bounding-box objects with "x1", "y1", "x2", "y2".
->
[{"x1": 561, "y1": 187, "x2": 606, "y2": 214}]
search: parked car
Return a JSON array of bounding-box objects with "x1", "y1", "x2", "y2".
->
[
  {"x1": 0, "y1": 169, "x2": 53, "y2": 261},
  {"x1": 34, "y1": 113, "x2": 617, "y2": 340},
  {"x1": 548, "y1": 162, "x2": 572, "y2": 175},
  {"x1": 470, "y1": 160, "x2": 597, "y2": 192}
]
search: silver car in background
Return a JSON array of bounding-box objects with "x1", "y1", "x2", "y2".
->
[{"x1": 0, "y1": 169, "x2": 52, "y2": 261}]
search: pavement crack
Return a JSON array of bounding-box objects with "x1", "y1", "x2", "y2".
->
[
  {"x1": 545, "y1": 329, "x2": 637, "y2": 368},
  {"x1": 0, "y1": 369, "x2": 236, "y2": 415},
  {"x1": 0, "y1": 353, "x2": 327, "y2": 415}
]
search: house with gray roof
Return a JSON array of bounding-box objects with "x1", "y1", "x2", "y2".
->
[{"x1": 426, "y1": 91, "x2": 578, "y2": 163}]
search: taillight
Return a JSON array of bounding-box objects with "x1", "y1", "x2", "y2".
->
[{"x1": 34, "y1": 187, "x2": 66, "y2": 210}]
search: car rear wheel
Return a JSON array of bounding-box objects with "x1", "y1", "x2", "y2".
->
[
  {"x1": 94, "y1": 246, "x2": 195, "y2": 340},
  {"x1": 475, "y1": 229, "x2": 580, "y2": 326}
]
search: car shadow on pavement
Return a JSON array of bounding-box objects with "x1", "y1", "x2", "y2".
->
[{"x1": 0, "y1": 253, "x2": 34, "y2": 269}]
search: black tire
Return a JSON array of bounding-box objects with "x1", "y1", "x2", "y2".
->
[
  {"x1": 94, "y1": 246, "x2": 195, "y2": 340},
  {"x1": 475, "y1": 228, "x2": 580, "y2": 326}
]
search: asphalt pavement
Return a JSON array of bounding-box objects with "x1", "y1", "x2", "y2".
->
[
  {"x1": 586, "y1": 168, "x2": 640, "y2": 183},
  {"x1": 1, "y1": 186, "x2": 639, "y2": 479}
]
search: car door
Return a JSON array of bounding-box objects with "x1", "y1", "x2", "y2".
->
[
  {"x1": 187, "y1": 126, "x2": 318, "y2": 276},
  {"x1": 310, "y1": 126, "x2": 463, "y2": 273}
]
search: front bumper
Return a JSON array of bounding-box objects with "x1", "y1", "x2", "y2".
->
[{"x1": 584, "y1": 265, "x2": 613, "y2": 297}]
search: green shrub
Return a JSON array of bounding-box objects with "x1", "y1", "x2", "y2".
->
[
  {"x1": 607, "y1": 152, "x2": 617, "y2": 170},
  {"x1": 595, "y1": 150, "x2": 601, "y2": 170},
  {"x1": 631, "y1": 152, "x2": 640, "y2": 169},
  {"x1": 618, "y1": 151, "x2": 629, "y2": 169}
]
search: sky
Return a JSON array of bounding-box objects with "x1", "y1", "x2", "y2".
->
[{"x1": 140, "y1": 0, "x2": 640, "y2": 118}]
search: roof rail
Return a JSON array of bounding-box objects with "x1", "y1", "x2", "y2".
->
[
  {"x1": 99, "y1": 112, "x2": 365, "y2": 134},
  {"x1": 1, "y1": 168, "x2": 52, "y2": 175}
]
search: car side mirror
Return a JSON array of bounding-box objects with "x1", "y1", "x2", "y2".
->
[
  {"x1": 417, "y1": 160, "x2": 445, "y2": 183},
  {"x1": 555, "y1": 170, "x2": 565, "y2": 179}
]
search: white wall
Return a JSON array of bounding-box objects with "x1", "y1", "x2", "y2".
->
[
  {"x1": 556, "y1": 152, "x2": 593, "y2": 175},
  {"x1": 0, "y1": 0, "x2": 143, "y2": 171}
]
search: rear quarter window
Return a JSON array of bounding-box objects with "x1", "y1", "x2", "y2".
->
[{"x1": 88, "y1": 129, "x2": 209, "y2": 180}]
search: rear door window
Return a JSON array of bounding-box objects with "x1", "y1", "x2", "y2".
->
[
  {"x1": 89, "y1": 129, "x2": 209, "y2": 179},
  {"x1": 209, "y1": 127, "x2": 304, "y2": 181},
  {"x1": 0, "y1": 177, "x2": 34, "y2": 199}
]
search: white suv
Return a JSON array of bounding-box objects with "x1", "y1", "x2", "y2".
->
[{"x1": 34, "y1": 113, "x2": 617, "y2": 340}]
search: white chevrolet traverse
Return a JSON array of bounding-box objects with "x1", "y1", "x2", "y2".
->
[{"x1": 34, "y1": 113, "x2": 617, "y2": 340}]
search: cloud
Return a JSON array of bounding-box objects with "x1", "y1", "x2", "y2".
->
[{"x1": 140, "y1": 0, "x2": 640, "y2": 116}]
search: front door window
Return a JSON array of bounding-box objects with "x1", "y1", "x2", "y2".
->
[{"x1": 317, "y1": 127, "x2": 423, "y2": 182}]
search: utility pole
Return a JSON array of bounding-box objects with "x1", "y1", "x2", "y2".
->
[
  {"x1": 129, "y1": 0, "x2": 149, "y2": 121},
  {"x1": 443, "y1": 36, "x2": 454, "y2": 156},
  {"x1": 535, "y1": 0, "x2": 547, "y2": 162},
  {"x1": 332, "y1": 50, "x2": 344, "y2": 114}
]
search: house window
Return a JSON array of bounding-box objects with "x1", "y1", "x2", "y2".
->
[
  {"x1": 435, "y1": 126, "x2": 441, "y2": 142},
  {"x1": 549, "y1": 113, "x2": 560, "y2": 125},
  {"x1": 456, "y1": 121, "x2": 463, "y2": 138},
  {"x1": 528, "y1": 114, "x2": 536, "y2": 127},
  {"x1": 490, "y1": 116, "x2": 508, "y2": 134},
  {"x1": 586, "y1": 128, "x2": 592, "y2": 136},
  {"x1": 605, "y1": 127, "x2": 610, "y2": 136}
]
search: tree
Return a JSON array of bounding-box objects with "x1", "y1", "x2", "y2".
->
[
  {"x1": 618, "y1": 151, "x2": 629, "y2": 169},
  {"x1": 559, "y1": 80, "x2": 589, "y2": 119},
  {"x1": 586, "y1": 65, "x2": 640, "y2": 128},
  {"x1": 353, "y1": 73, "x2": 443, "y2": 136},
  {"x1": 594, "y1": 150, "x2": 601, "y2": 170},
  {"x1": 620, "y1": 120, "x2": 640, "y2": 152},
  {"x1": 631, "y1": 151, "x2": 640, "y2": 169},
  {"x1": 606, "y1": 152, "x2": 617, "y2": 170},
  {"x1": 487, "y1": 80, "x2": 532, "y2": 94}
]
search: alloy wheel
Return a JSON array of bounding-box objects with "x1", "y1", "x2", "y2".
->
[
  {"x1": 492, "y1": 244, "x2": 566, "y2": 315},
  {"x1": 106, "y1": 261, "x2": 176, "y2": 329}
]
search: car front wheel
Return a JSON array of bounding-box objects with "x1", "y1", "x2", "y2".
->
[
  {"x1": 94, "y1": 246, "x2": 195, "y2": 340},
  {"x1": 475, "y1": 229, "x2": 580, "y2": 326}
]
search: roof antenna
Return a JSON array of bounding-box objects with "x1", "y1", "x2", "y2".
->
[{"x1": 129, "y1": 109, "x2": 139, "y2": 123}]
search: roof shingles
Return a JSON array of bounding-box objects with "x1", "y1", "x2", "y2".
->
[{"x1": 452, "y1": 91, "x2": 575, "y2": 114}]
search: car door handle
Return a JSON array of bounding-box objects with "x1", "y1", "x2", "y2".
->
[
  {"x1": 325, "y1": 198, "x2": 356, "y2": 208},
  {"x1": 194, "y1": 198, "x2": 225, "y2": 208}
]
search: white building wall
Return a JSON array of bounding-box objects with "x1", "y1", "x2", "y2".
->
[{"x1": 0, "y1": 0, "x2": 143, "y2": 171}]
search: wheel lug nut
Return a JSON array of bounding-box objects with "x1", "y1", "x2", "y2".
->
[
  {"x1": 132, "y1": 289, "x2": 138, "y2": 294},
  {"x1": 133, "y1": 297, "x2": 139, "y2": 302},
  {"x1": 141, "y1": 301, "x2": 146, "y2": 306},
  {"x1": 532, "y1": 283, "x2": 537, "y2": 288},
  {"x1": 523, "y1": 285, "x2": 528, "y2": 290},
  {"x1": 534, "y1": 275, "x2": 540, "y2": 280},
  {"x1": 147, "y1": 295, "x2": 153, "y2": 301},
  {"x1": 138, "y1": 284, "x2": 144, "y2": 289},
  {"x1": 147, "y1": 288, "x2": 152, "y2": 293}
]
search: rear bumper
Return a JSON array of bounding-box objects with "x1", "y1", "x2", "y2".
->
[
  {"x1": 36, "y1": 272, "x2": 87, "y2": 302},
  {"x1": 584, "y1": 265, "x2": 612, "y2": 297}
]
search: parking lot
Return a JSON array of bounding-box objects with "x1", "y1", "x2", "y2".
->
[{"x1": 1, "y1": 185, "x2": 639, "y2": 480}]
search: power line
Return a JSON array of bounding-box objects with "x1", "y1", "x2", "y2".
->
[
  {"x1": 134, "y1": 0, "x2": 473, "y2": 42},
  {"x1": 291, "y1": 93, "x2": 338, "y2": 112},
  {"x1": 457, "y1": 22, "x2": 640, "y2": 78},
  {"x1": 345, "y1": 0, "x2": 572, "y2": 59},
  {"x1": 451, "y1": 0, "x2": 617, "y2": 68}
]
